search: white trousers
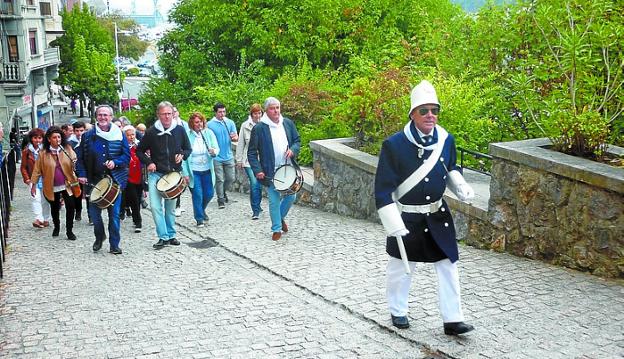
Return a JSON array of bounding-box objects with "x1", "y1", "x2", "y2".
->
[
  {"x1": 386, "y1": 257, "x2": 464, "y2": 323},
  {"x1": 31, "y1": 187, "x2": 51, "y2": 222}
]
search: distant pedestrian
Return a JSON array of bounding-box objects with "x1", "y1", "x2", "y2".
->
[
  {"x1": 374, "y1": 80, "x2": 475, "y2": 335},
  {"x1": 70, "y1": 98, "x2": 77, "y2": 114},
  {"x1": 20, "y1": 128, "x2": 51, "y2": 229}
]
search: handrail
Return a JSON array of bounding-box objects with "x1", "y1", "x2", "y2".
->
[
  {"x1": 457, "y1": 146, "x2": 492, "y2": 176},
  {"x1": 0, "y1": 148, "x2": 17, "y2": 278}
]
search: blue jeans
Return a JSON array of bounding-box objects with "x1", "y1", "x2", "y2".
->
[
  {"x1": 267, "y1": 183, "x2": 296, "y2": 232},
  {"x1": 89, "y1": 192, "x2": 122, "y2": 249},
  {"x1": 191, "y1": 170, "x2": 214, "y2": 223},
  {"x1": 148, "y1": 172, "x2": 177, "y2": 240},
  {"x1": 244, "y1": 166, "x2": 263, "y2": 215}
]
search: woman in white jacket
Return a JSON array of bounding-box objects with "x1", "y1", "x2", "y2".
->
[
  {"x1": 182, "y1": 112, "x2": 220, "y2": 227},
  {"x1": 235, "y1": 103, "x2": 264, "y2": 219}
]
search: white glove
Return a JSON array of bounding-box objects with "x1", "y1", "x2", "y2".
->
[
  {"x1": 448, "y1": 170, "x2": 475, "y2": 202},
  {"x1": 456, "y1": 183, "x2": 475, "y2": 201},
  {"x1": 390, "y1": 228, "x2": 409, "y2": 237}
]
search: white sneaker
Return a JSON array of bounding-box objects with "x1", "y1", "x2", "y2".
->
[{"x1": 174, "y1": 208, "x2": 182, "y2": 217}]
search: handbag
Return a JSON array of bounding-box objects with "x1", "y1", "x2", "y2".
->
[{"x1": 69, "y1": 180, "x2": 82, "y2": 198}]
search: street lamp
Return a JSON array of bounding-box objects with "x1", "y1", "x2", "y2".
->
[
  {"x1": 114, "y1": 23, "x2": 132, "y2": 113},
  {"x1": 114, "y1": 22, "x2": 121, "y2": 112}
]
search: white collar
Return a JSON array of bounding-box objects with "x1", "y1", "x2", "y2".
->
[
  {"x1": 154, "y1": 120, "x2": 178, "y2": 135},
  {"x1": 96, "y1": 123, "x2": 123, "y2": 141}
]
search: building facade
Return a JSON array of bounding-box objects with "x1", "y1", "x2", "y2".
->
[{"x1": 0, "y1": 0, "x2": 62, "y2": 146}]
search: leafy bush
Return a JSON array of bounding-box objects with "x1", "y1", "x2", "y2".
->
[
  {"x1": 333, "y1": 67, "x2": 412, "y2": 155},
  {"x1": 298, "y1": 117, "x2": 352, "y2": 166}
]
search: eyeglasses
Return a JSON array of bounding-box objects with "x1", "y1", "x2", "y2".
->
[{"x1": 417, "y1": 107, "x2": 440, "y2": 116}]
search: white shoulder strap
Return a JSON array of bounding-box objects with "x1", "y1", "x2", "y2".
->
[{"x1": 392, "y1": 125, "x2": 448, "y2": 201}]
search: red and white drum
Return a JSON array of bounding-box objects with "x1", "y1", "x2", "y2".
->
[
  {"x1": 90, "y1": 176, "x2": 120, "y2": 209},
  {"x1": 156, "y1": 172, "x2": 187, "y2": 200}
]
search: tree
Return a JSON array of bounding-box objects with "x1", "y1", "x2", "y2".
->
[{"x1": 52, "y1": 4, "x2": 117, "y2": 118}]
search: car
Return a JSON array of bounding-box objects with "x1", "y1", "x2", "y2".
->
[
  {"x1": 121, "y1": 98, "x2": 138, "y2": 111},
  {"x1": 138, "y1": 68, "x2": 153, "y2": 77}
]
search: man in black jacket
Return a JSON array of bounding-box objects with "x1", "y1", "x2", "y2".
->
[{"x1": 136, "y1": 101, "x2": 192, "y2": 249}]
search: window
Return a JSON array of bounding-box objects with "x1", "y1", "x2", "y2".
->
[
  {"x1": 26, "y1": 0, "x2": 34, "y2": 5},
  {"x1": 8, "y1": 35, "x2": 19, "y2": 62},
  {"x1": 40, "y1": 1, "x2": 51, "y2": 15},
  {"x1": 29, "y1": 30, "x2": 38, "y2": 56}
]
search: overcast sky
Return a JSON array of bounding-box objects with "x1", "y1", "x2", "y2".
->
[{"x1": 104, "y1": 0, "x2": 177, "y2": 17}]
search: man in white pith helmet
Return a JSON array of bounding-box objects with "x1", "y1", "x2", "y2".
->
[{"x1": 374, "y1": 80, "x2": 475, "y2": 335}]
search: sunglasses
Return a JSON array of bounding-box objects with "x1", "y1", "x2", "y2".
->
[{"x1": 417, "y1": 107, "x2": 440, "y2": 116}]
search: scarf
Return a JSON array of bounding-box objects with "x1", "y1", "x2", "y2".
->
[
  {"x1": 154, "y1": 119, "x2": 177, "y2": 136},
  {"x1": 28, "y1": 143, "x2": 41, "y2": 159},
  {"x1": 96, "y1": 123, "x2": 123, "y2": 141}
]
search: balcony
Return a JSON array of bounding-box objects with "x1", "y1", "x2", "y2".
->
[
  {"x1": 0, "y1": 1, "x2": 15, "y2": 16},
  {"x1": 30, "y1": 47, "x2": 60, "y2": 70},
  {"x1": 1, "y1": 61, "x2": 24, "y2": 82}
]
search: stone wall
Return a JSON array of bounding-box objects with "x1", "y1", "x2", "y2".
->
[
  {"x1": 234, "y1": 137, "x2": 624, "y2": 278},
  {"x1": 485, "y1": 139, "x2": 624, "y2": 278}
]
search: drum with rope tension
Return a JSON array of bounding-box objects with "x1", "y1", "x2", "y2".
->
[
  {"x1": 90, "y1": 176, "x2": 120, "y2": 209},
  {"x1": 156, "y1": 172, "x2": 187, "y2": 199},
  {"x1": 272, "y1": 164, "x2": 303, "y2": 195}
]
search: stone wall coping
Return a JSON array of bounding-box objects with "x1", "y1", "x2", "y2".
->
[
  {"x1": 310, "y1": 138, "x2": 378, "y2": 174},
  {"x1": 490, "y1": 138, "x2": 624, "y2": 194}
]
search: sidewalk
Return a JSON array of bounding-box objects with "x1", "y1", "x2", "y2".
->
[{"x1": 1, "y1": 183, "x2": 623, "y2": 358}]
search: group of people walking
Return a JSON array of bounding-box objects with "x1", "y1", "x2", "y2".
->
[{"x1": 18, "y1": 81, "x2": 478, "y2": 336}]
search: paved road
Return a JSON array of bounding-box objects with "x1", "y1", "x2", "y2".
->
[{"x1": 1, "y1": 182, "x2": 623, "y2": 358}]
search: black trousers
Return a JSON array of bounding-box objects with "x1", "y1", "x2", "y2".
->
[
  {"x1": 47, "y1": 190, "x2": 75, "y2": 235},
  {"x1": 123, "y1": 182, "x2": 143, "y2": 227}
]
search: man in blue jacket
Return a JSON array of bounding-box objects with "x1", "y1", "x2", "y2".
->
[
  {"x1": 374, "y1": 80, "x2": 475, "y2": 335},
  {"x1": 76, "y1": 105, "x2": 130, "y2": 255},
  {"x1": 247, "y1": 97, "x2": 300, "y2": 241}
]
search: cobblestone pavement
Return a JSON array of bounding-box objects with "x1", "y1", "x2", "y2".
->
[{"x1": 2, "y1": 183, "x2": 623, "y2": 358}]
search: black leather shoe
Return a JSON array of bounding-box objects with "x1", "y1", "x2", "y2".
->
[
  {"x1": 67, "y1": 232, "x2": 77, "y2": 241},
  {"x1": 391, "y1": 315, "x2": 410, "y2": 329},
  {"x1": 168, "y1": 238, "x2": 180, "y2": 246},
  {"x1": 109, "y1": 247, "x2": 122, "y2": 255},
  {"x1": 93, "y1": 238, "x2": 104, "y2": 252},
  {"x1": 443, "y1": 322, "x2": 474, "y2": 335},
  {"x1": 52, "y1": 227, "x2": 60, "y2": 237},
  {"x1": 75, "y1": 214, "x2": 81, "y2": 221},
  {"x1": 153, "y1": 239, "x2": 166, "y2": 249}
]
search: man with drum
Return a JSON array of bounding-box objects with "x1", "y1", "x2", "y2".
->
[
  {"x1": 247, "y1": 97, "x2": 301, "y2": 241},
  {"x1": 76, "y1": 105, "x2": 130, "y2": 255},
  {"x1": 374, "y1": 80, "x2": 475, "y2": 335},
  {"x1": 136, "y1": 101, "x2": 192, "y2": 249}
]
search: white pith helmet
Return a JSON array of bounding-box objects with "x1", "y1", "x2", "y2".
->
[{"x1": 409, "y1": 80, "x2": 439, "y2": 117}]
